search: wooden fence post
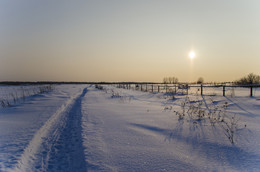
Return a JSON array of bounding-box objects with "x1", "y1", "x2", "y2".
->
[
  {"x1": 141, "y1": 85, "x2": 143, "y2": 91},
  {"x1": 223, "y1": 86, "x2": 226, "y2": 96},
  {"x1": 158, "y1": 86, "x2": 160, "y2": 93},
  {"x1": 152, "y1": 85, "x2": 153, "y2": 93},
  {"x1": 201, "y1": 84, "x2": 203, "y2": 95},
  {"x1": 250, "y1": 86, "x2": 253, "y2": 97}
]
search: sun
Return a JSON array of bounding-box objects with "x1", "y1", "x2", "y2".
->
[{"x1": 189, "y1": 51, "x2": 196, "y2": 59}]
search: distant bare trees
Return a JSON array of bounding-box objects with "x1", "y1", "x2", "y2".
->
[
  {"x1": 197, "y1": 77, "x2": 204, "y2": 84},
  {"x1": 163, "y1": 77, "x2": 178, "y2": 84},
  {"x1": 235, "y1": 73, "x2": 260, "y2": 85}
]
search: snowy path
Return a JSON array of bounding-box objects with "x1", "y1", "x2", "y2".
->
[
  {"x1": 42, "y1": 87, "x2": 88, "y2": 171},
  {"x1": 0, "y1": 85, "x2": 87, "y2": 171},
  {"x1": 12, "y1": 87, "x2": 88, "y2": 172}
]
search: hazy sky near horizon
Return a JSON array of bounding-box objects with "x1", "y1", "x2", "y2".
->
[{"x1": 1, "y1": 0, "x2": 260, "y2": 82}]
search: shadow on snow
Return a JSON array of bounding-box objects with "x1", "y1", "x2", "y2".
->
[{"x1": 129, "y1": 122, "x2": 260, "y2": 171}]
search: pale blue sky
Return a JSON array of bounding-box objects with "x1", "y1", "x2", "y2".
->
[{"x1": 1, "y1": 0, "x2": 260, "y2": 82}]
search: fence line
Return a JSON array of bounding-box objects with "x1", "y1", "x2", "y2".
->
[{"x1": 115, "y1": 83, "x2": 260, "y2": 97}]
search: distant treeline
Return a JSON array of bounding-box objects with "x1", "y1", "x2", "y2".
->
[
  {"x1": 0, "y1": 81, "x2": 91, "y2": 85},
  {"x1": 0, "y1": 81, "x2": 161, "y2": 85},
  {"x1": 2, "y1": 75, "x2": 259, "y2": 86},
  {"x1": 235, "y1": 73, "x2": 260, "y2": 85}
]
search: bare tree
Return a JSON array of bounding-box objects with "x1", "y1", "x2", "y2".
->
[
  {"x1": 172, "y1": 77, "x2": 178, "y2": 84},
  {"x1": 197, "y1": 77, "x2": 204, "y2": 84},
  {"x1": 236, "y1": 73, "x2": 260, "y2": 85},
  {"x1": 168, "y1": 77, "x2": 173, "y2": 84},
  {"x1": 163, "y1": 77, "x2": 168, "y2": 84},
  {"x1": 163, "y1": 77, "x2": 179, "y2": 84}
]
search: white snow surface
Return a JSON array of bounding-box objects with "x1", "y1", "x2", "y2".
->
[{"x1": 0, "y1": 84, "x2": 260, "y2": 172}]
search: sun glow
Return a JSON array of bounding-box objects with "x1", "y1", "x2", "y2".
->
[{"x1": 189, "y1": 51, "x2": 196, "y2": 59}]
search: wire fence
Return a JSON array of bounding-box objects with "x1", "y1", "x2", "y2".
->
[{"x1": 115, "y1": 83, "x2": 260, "y2": 97}]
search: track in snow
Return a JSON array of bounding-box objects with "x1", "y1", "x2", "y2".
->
[
  {"x1": 13, "y1": 87, "x2": 88, "y2": 172},
  {"x1": 44, "y1": 87, "x2": 87, "y2": 171}
]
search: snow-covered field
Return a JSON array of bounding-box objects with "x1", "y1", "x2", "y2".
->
[{"x1": 0, "y1": 84, "x2": 260, "y2": 171}]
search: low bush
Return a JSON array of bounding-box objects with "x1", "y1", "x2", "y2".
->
[{"x1": 170, "y1": 96, "x2": 244, "y2": 144}]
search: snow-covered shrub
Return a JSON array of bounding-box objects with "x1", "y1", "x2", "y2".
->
[
  {"x1": 111, "y1": 90, "x2": 122, "y2": 98},
  {"x1": 164, "y1": 106, "x2": 172, "y2": 111},
  {"x1": 221, "y1": 114, "x2": 239, "y2": 144},
  {"x1": 186, "y1": 100, "x2": 206, "y2": 121},
  {"x1": 169, "y1": 95, "x2": 243, "y2": 144},
  {"x1": 1, "y1": 99, "x2": 10, "y2": 108},
  {"x1": 95, "y1": 84, "x2": 104, "y2": 90}
]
